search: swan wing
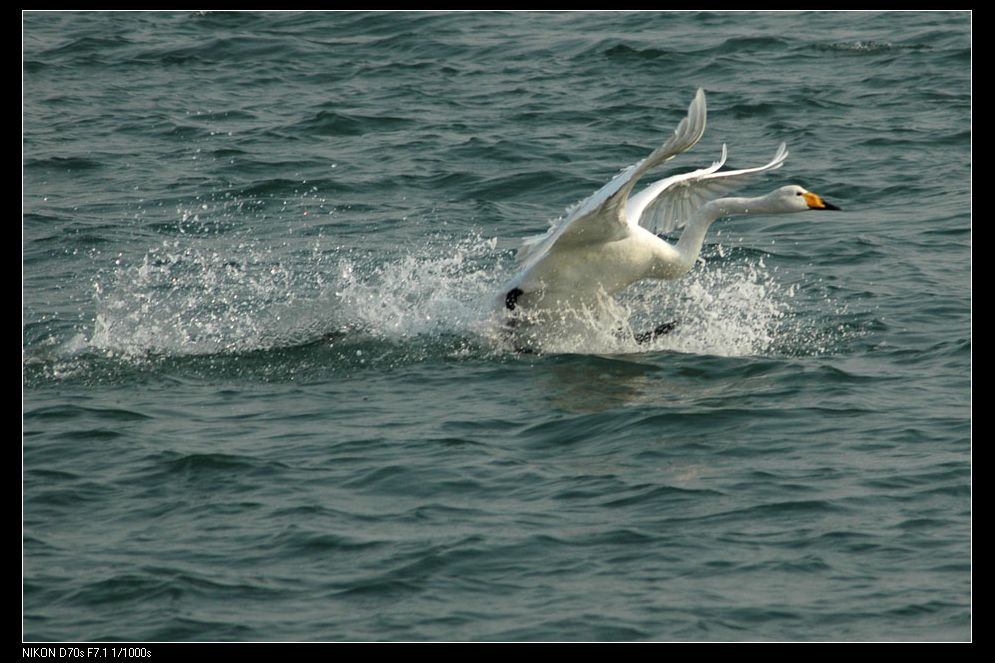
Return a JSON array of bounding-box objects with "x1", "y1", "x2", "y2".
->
[
  {"x1": 628, "y1": 141, "x2": 789, "y2": 234},
  {"x1": 516, "y1": 88, "x2": 707, "y2": 267}
]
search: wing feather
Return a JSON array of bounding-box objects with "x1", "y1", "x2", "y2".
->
[
  {"x1": 516, "y1": 89, "x2": 708, "y2": 267},
  {"x1": 629, "y1": 142, "x2": 789, "y2": 234}
]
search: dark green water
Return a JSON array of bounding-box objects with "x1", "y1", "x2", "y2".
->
[{"x1": 23, "y1": 11, "x2": 971, "y2": 641}]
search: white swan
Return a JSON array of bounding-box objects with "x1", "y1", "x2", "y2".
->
[{"x1": 499, "y1": 88, "x2": 839, "y2": 340}]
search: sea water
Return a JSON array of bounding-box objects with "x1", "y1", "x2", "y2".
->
[{"x1": 23, "y1": 11, "x2": 971, "y2": 641}]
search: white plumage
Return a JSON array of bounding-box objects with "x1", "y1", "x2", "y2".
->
[{"x1": 500, "y1": 88, "x2": 839, "y2": 329}]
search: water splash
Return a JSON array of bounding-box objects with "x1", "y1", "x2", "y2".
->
[
  {"x1": 626, "y1": 257, "x2": 794, "y2": 357},
  {"x1": 330, "y1": 234, "x2": 502, "y2": 344},
  {"x1": 41, "y1": 226, "x2": 845, "y2": 381},
  {"x1": 89, "y1": 237, "x2": 329, "y2": 357},
  {"x1": 498, "y1": 255, "x2": 809, "y2": 357},
  {"x1": 85, "y1": 231, "x2": 504, "y2": 361}
]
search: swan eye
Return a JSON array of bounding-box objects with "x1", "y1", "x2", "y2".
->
[{"x1": 796, "y1": 191, "x2": 803, "y2": 196}]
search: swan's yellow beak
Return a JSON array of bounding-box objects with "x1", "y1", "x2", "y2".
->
[{"x1": 803, "y1": 191, "x2": 841, "y2": 210}]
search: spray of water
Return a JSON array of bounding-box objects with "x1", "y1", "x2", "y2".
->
[
  {"x1": 329, "y1": 234, "x2": 501, "y2": 343},
  {"x1": 89, "y1": 237, "x2": 326, "y2": 357},
  {"x1": 494, "y1": 255, "x2": 805, "y2": 357},
  {"x1": 79, "y1": 228, "x2": 837, "y2": 367},
  {"x1": 85, "y1": 231, "x2": 502, "y2": 360}
]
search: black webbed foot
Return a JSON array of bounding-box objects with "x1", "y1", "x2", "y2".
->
[
  {"x1": 634, "y1": 320, "x2": 678, "y2": 344},
  {"x1": 505, "y1": 288, "x2": 524, "y2": 311}
]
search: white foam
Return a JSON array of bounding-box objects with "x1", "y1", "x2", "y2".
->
[
  {"x1": 89, "y1": 236, "x2": 330, "y2": 357},
  {"x1": 85, "y1": 230, "x2": 827, "y2": 362},
  {"x1": 329, "y1": 234, "x2": 500, "y2": 343},
  {"x1": 496, "y1": 256, "x2": 802, "y2": 357}
]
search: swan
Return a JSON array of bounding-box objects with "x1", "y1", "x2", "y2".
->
[{"x1": 498, "y1": 88, "x2": 839, "y2": 342}]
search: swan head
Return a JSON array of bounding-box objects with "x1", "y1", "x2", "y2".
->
[{"x1": 769, "y1": 185, "x2": 842, "y2": 212}]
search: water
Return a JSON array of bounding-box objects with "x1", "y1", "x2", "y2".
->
[{"x1": 23, "y1": 11, "x2": 971, "y2": 641}]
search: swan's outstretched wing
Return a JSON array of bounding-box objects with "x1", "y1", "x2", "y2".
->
[
  {"x1": 627, "y1": 142, "x2": 789, "y2": 235},
  {"x1": 516, "y1": 88, "x2": 707, "y2": 267}
]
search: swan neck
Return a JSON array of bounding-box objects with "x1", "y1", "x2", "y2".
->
[
  {"x1": 671, "y1": 195, "x2": 769, "y2": 274},
  {"x1": 710, "y1": 195, "x2": 778, "y2": 217}
]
